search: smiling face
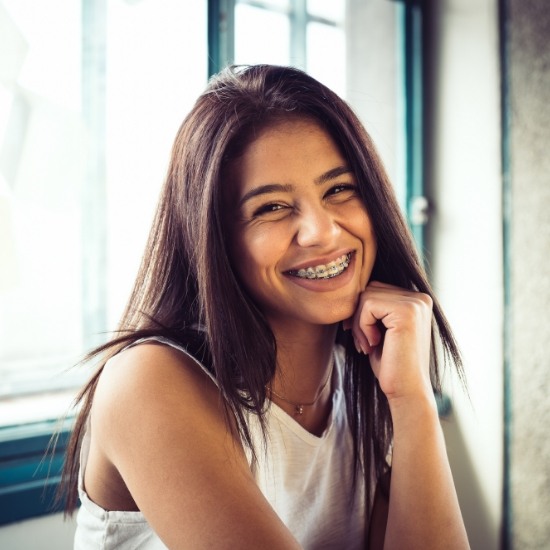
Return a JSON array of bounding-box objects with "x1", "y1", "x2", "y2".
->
[{"x1": 227, "y1": 118, "x2": 377, "y2": 333}]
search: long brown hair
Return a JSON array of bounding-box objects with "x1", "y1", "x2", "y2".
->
[{"x1": 59, "y1": 64, "x2": 463, "y2": 515}]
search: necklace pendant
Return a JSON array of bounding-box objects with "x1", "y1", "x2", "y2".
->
[{"x1": 295, "y1": 405, "x2": 304, "y2": 415}]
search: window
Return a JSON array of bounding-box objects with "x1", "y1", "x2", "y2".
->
[
  {"x1": 0, "y1": 0, "x2": 207, "y2": 524},
  {"x1": 233, "y1": 0, "x2": 346, "y2": 97},
  {"x1": 0, "y1": 0, "x2": 207, "y2": 427}
]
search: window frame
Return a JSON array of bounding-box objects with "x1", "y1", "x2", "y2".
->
[
  {"x1": 402, "y1": 0, "x2": 427, "y2": 252},
  {"x1": 0, "y1": 419, "x2": 72, "y2": 525},
  {"x1": 208, "y1": 0, "x2": 343, "y2": 76}
]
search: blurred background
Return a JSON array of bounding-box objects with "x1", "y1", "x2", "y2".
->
[{"x1": 0, "y1": 0, "x2": 548, "y2": 548}]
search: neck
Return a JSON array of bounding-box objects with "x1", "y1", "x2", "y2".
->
[{"x1": 267, "y1": 320, "x2": 338, "y2": 434}]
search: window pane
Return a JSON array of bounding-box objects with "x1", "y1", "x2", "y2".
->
[
  {"x1": 240, "y1": 0, "x2": 290, "y2": 9},
  {"x1": 307, "y1": 0, "x2": 344, "y2": 22},
  {"x1": 307, "y1": 22, "x2": 346, "y2": 98},
  {"x1": 234, "y1": 4, "x2": 290, "y2": 66},
  {"x1": 0, "y1": 0, "x2": 85, "y2": 399},
  {"x1": 0, "y1": 0, "x2": 207, "y2": 425},
  {"x1": 105, "y1": 0, "x2": 207, "y2": 328}
]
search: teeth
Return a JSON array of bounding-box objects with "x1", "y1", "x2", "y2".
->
[
  {"x1": 315, "y1": 265, "x2": 327, "y2": 276},
  {"x1": 289, "y1": 253, "x2": 352, "y2": 280}
]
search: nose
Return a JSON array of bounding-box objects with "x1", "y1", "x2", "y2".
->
[{"x1": 294, "y1": 204, "x2": 340, "y2": 248}]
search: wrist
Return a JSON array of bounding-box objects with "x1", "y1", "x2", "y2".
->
[{"x1": 387, "y1": 390, "x2": 439, "y2": 428}]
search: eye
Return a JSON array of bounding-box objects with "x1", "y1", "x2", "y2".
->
[
  {"x1": 252, "y1": 202, "x2": 287, "y2": 217},
  {"x1": 325, "y1": 184, "x2": 358, "y2": 199}
]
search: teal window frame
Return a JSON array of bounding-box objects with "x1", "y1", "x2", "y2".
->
[
  {"x1": 401, "y1": 0, "x2": 427, "y2": 253},
  {"x1": 0, "y1": 419, "x2": 72, "y2": 525}
]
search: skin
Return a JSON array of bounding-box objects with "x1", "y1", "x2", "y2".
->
[{"x1": 83, "y1": 118, "x2": 469, "y2": 549}]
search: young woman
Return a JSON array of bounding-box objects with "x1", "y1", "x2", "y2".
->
[{"x1": 62, "y1": 64, "x2": 469, "y2": 549}]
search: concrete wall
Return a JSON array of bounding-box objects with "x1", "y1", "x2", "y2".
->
[{"x1": 506, "y1": 0, "x2": 550, "y2": 547}]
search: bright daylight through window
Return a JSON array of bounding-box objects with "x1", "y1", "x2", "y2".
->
[{"x1": 0, "y1": 0, "x2": 207, "y2": 427}]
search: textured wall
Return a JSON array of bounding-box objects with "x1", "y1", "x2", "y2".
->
[{"x1": 507, "y1": 1, "x2": 550, "y2": 548}]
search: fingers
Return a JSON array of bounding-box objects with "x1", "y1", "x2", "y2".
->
[
  {"x1": 348, "y1": 281, "x2": 433, "y2": 356},
  {"x1": 346, "y1": 281, "x2": 434, "y2": 399}
]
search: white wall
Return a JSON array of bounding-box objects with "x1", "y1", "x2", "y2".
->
[
  {"x1": 346, "y1": 0, "x2": 405, "y2": 206},
  {"x1": 0, "y1": 514, "x2": 75, "y2": 550},
  {"x1": 426, "y1": 1, "x2": 503, "y2": 549}
]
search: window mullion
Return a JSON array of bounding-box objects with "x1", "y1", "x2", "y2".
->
[
  {"x1": 81, "y1": 0, "x2": 108, "y2": 348},
  {"x1": 403, "y1": 0, "x2": 427, "y2": 252},
  {"x1": 208, "y1": 0, "x2": 236, "y2": 76},
  {"x1": 290, "y1": 0, "x2": 307, "y2": 69}
]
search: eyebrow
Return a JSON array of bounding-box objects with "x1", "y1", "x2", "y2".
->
[
  {"x1": 238, "y1": 183, "x2": 294, "y2": 207},
  {"x1": 238, "y1": 165, "x2": 353, "y2": 207},
  {"x1": 314, "y1": 165, "x2": 353, "y2": 185}
]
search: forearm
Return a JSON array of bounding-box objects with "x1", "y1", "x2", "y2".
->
[{"x1": 384, "y1": 395, "x2": 470, "y2": 550}]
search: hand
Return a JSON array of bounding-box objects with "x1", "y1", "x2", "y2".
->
[{"x1": 344, "y1": 281, "x2": 434, "y2": 403}]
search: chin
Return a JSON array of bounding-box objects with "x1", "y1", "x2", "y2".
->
[{"x1": 306, "y1": 303, "x2": 358, "y2": 327}]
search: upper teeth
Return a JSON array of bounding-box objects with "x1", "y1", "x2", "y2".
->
[{"x1": 291, "y1": 253, "x2": 351, "y2": 280}]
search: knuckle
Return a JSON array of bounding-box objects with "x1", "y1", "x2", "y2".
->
[
  {"x1": 403, "y1": 297, "x2": 431, "y2": 321},
  {"x1": 418, "y1": 292, "x2": 433, "y2": 309}
]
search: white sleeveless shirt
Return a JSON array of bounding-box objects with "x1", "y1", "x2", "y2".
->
[{"x1": 74, "y1": 338, "x2": 366, "y2": 549}]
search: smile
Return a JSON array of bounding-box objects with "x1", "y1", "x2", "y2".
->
[{"x1": 286, "y1": 253, "x2": 352, "y2": 280}]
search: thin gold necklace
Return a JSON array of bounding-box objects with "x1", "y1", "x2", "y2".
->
[{"x1": 267, "y1": 361, "x2": 335, "y2": 416}]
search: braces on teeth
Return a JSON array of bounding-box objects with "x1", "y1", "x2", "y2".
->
[{"x1": 290, "y1": 253, "x2": 351, "y2": 280}]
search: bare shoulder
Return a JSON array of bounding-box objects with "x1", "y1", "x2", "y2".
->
[
  {"x1": 91, "y1": 341, "x2": 235, "y2": 462},
  {"x1": 87, "y1": 342, "x2": 299, "y2": 548},
  {"x1": 98, "y1": 341, "x2": 217, "y2": 396},
  {"x1": 85, "y1": 341, "x2": 235, "y2": 510},
  {"x1": 95, "y1": 342, "x2": 221, "y2": 420}
]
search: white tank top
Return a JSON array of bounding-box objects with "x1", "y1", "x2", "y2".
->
[{"x1": 74, "y1": 337, "x2": 366, "y2": 549}]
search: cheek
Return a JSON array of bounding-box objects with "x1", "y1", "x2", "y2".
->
[
  {"x1": 349, "y1": 210, "x2": 377, "y2": 281},
  {"x1": 343, "y1": 204, "x2": 375, "y2": 242},
  {"x1": 230, "y1": 227, "x2": 278, "y2": 287}
]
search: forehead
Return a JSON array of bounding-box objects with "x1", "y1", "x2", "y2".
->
[{"x1": 230, "y1": 118, "x2": 346, "y2": 191}]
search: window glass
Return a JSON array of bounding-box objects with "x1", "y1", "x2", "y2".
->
[
  {"x1": 306, "y1": 21, "x2": 346, "y2": 99},
  {"x1": 307, "y1": 0, "x2": 344, "y2": 21},
  {"x1": 254, "y1": 0, "x2": 290, "y2": 9},
  {"x1": 234, "y1": 4, "x2": 290, "y2": 66},
  {"x1": 0, "y1": 0, "x2": 84, "y2": 403},
  {"x1": 105, "y1": 0, "x2": 207, "y2": 328},
  {"x1": 234, "y1": 1, "x2": 345, "y2": 97},
  {"x1": 0, "y1": 0, "x2": 207, "y2": 426}
]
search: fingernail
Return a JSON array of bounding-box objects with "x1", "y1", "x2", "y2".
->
[{"x1": 354, "y1": 339, "x2": 368, "y2": 355}]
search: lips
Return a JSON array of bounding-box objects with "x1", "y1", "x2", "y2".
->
[{"x1": 286, "y1": 253, "x2": 352, "y2": 280}]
